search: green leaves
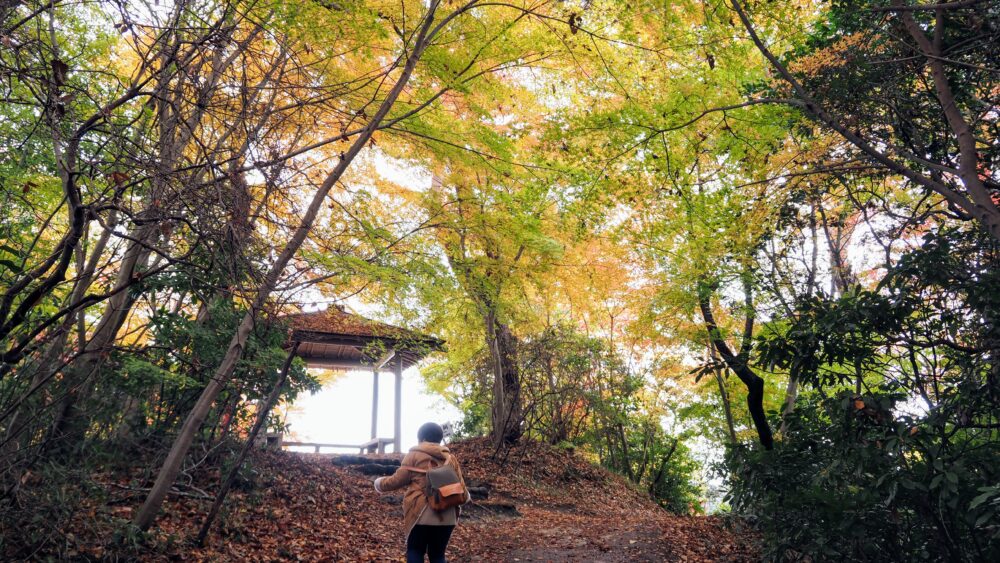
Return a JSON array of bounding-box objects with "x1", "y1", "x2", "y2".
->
[
  {"x1": 756, "y1": 288, "x2": 911, "y2": 388},
  {"x1": 0, "y1": 244, "x2": 25, "y2": 275},
  {"x1": 119, "y1": 357, "x2": 198, "y2": 393}
]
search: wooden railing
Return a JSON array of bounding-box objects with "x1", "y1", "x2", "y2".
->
[{"x1": 280, "y1": 437, "x2": 395, "y2": 454}]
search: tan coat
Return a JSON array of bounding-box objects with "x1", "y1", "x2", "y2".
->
[{"x1": 374, "y1": 442, "x2": 469, "y2": 538}]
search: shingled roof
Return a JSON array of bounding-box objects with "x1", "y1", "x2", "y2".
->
[{"x1": 283, "y1": 306, "x2": 443, "y2": 370}]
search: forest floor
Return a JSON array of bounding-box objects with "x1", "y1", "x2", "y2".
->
[{"x1": 55, "y1": 438, "x2": 758, "y2": 561}]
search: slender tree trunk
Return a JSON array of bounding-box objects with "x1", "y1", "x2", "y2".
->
[
  {"x1": 778, "y1": 376, "x2": 798, "y2": 437},
  {"x1": 41, "y1": 5, "x2": 240, "y2": 452},
  {"x1": 617, "y1": 421, "x2": 635, "y2": 482},
  {"x1": 1, "y1": 212, "x2": 117, "y2": 457},
  {"x1": 698, "y1": 281, "x2": 774, "y2": 450},
  {"x1": 196, "y1": 343, "x2": 299, "y2": 546},
  {"x1": 818, "y1": 205, "x2": 855, "y2": 295},
  {"x1": 729, "y1": 0, "x2": 1000, "y2": 242},
  {"x1": 648, "y1": 438, "x2": 678, "y2": 497},
  {"x1": 47, "y1": 5, "x2": 272, "y2": 450},
  {"x1": 45, "y1": 225, "x2": 157, "y2": 456},
  {"x1": 133, "y1": 4, "x2": 441, "y2": 529},
  {"x1": 894, "y1": 3, "x2": 1000, "y2": 239},
  {"x1": 709, "y1": 345, "x2": 738, "y2": 444}
]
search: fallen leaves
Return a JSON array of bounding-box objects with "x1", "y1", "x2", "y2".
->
[{"x1": 52, "y1": 439, "x2": 757, "y2": 561}]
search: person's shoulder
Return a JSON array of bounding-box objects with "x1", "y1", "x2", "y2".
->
[{"x1": 403, "y1": 448, "x2": 429, "y2": 464}]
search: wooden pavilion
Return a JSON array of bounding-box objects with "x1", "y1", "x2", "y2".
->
[{"x1": 280, "y1": 305, "x2": 443, "y2": 454}]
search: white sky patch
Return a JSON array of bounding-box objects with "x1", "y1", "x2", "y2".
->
[
  {"x1": 373, "y1": 151, "x2": 433, "y2": 192},
  {"x1": 282, "y1": 364, "x2": 462, "y2": 453},
  {"x1": 486, "y1": 112, "x2": 517, "y2": 127}
]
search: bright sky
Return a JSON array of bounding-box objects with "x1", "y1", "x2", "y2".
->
[{"x1": 280, "y1": 365, "x2": 462, "y2": 453}]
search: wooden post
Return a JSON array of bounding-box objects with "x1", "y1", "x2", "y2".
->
[
  {"x1": 371, "y1": 367, "x2": 379, "y2": 442},
  {"x1": 394, "y1": 358, "x2": 402, "y2": 454}
]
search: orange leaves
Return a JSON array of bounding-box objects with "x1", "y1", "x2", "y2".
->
[
  {"x1": 788, "y1": 32, "x2": 875, "y2": 78},
  {"x1": 108, "y1": 171, "x2": 129, "y2": 187}
]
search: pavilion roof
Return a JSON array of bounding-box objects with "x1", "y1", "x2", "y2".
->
[{"x1": 283, "y1": 306, "x2": 443, "y2": 370}]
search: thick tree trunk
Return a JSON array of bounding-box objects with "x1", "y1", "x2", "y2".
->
[
  {"x1": 133, "y1": 4, "x2": 440, "y2": 530},
  {"x1": 487, "y1": 314, "x2": 522, "y2": 446}
]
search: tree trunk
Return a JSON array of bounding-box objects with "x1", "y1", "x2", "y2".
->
[
  {"x1": 45, "y1": 225, "x2": 157, "y2": 457},
  {"x1": 648, "y1": 438, "x2": 678, "y2": 497},
  {"x1": 617, "y1": 421, "x2": 635, "y2": 482},
  {"x1": 778, "y1": 376, "x2": 798, "y2": 437},
  {"x1": 729, "y1": 0, "x2": 1000, "y2": 243},
  {"x1": 709, "y1": 345, "x2": 738, "y2": 444},
  {"x1": 818, "y1": 205, "x2": 855, "y2": 295},
  {"x1": 0, "y1": 212, "x2": 117, "y2": 463},
  {"x1": 698, "y1": 281, "x2": 773, "y2": 450},
  {"x1": 196, "y1": 343, "x2": 299, "y2": 546},
  {"x1": 487, "y1": 314, "x2": 522, "y2": 446},
  {"x1": 894, "y1": 2, "x2": 1000, "y2": 241}
]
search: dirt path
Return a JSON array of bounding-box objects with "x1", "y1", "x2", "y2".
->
[
  {"x1": 454, "y1": 505, "x2": 675, "y2": 561},
  {"x1": 448, "y1": 503, "x2": 752, "y2": 562}
]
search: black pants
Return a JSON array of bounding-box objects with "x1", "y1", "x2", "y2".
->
[{"x1": 406, "y1": 524, "x2": 454, "y2": 563}]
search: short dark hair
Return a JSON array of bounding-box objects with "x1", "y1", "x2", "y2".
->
[{"x1": 417, "y1": 422, "x2": 444, "y2": 444}]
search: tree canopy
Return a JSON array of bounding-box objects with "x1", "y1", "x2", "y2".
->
[{"x1": 1, "y1": 0, "x2": 998, "y2": 559}]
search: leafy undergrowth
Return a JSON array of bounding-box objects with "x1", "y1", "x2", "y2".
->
[{"x1": 50, "y1": 438, "x2": 757, "y2": 561}]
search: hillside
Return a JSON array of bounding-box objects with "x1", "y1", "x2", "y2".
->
[{"x1": 54, "y1": 438, "x2": 757, "y2": 561}]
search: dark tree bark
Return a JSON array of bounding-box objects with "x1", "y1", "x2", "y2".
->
[
  {"x1": 697, "y1": 281, "x2": 773, "y2": 450},
  {"x1": 487, "y1": 315, "x2": 523, "y2": 446}
]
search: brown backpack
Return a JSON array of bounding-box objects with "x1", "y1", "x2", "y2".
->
[{"x1": 406, "y1": 455, "x2": 467, "y2": 512}]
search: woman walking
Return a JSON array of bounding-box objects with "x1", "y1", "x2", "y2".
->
[{"x1": 374, "y1": 422, "x2": 471, "y2": 563}]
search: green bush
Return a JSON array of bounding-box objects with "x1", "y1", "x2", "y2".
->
[
  {"x1": 727, "y1": 392, "x2": 1000, "y2": 561},
  {"x1": 731, "y1": 227, "x2": 1000, "y2": 561}
]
